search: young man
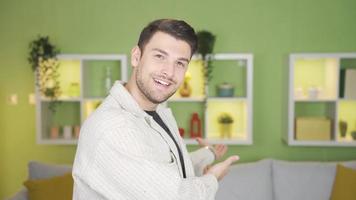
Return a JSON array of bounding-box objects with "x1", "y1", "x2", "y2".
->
[{"x1": 73, "y1": 19, "x2": 239, "y2": 200}]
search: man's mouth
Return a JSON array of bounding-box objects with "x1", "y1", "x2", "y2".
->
[{"x1": 153, "y1": 78, "x2": 171, "y2": 87}]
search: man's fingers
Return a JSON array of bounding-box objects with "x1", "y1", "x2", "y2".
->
[
  {"x1": 223, "y1": 155, "x2": 239, "y2": 166},
  {"x1": 222, "y1": 146, "x2": 228, "y2": 154},
  {"x1": 217, "y1": 145, "x2": 227, "y2": 153},
  {"x1": 213, "y1": 145, "x2": 228, "y2": 160}
]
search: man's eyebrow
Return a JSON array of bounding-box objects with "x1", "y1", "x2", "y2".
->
[
  {"x1": 178, "y1": 57, "x2": 190, "y2": 63},
  {"x1": 152, "y1": 48, "x2": 190, "y2": 63},
  {"x1": 152, "y1": 48, "x2": 168, "y2": 55}
]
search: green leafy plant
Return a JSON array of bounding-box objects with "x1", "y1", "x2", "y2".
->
[
  {"x1": 197, "y1": 31, "x2": 216, "y2": 60},
  {"x1": 218, "y1": 113, "x2": 234, "y2": 124},
  {"x1": 28, "y1": 36, "x2": 59, "y2": 71},
  {"x1": 197, "y1": 31, "x2": 216, "y2": 82},
  {"x1": 28, "y1": 35, "x2": 61, "y2": 112}
]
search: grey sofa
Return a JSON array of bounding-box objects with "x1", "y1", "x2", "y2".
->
[
  {"x1": 8, "y1": 159, "x2": 356, "y2": 200},
  {"x1": 216, "y1": 159, "x2": 356, "y2": 200}
]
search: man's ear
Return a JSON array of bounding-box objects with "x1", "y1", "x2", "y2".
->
[{"x1": 131, "y1": 46, "x2": 141, "y2": 68}]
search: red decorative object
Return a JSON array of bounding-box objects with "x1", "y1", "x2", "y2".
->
[
  {"x1": 190, "y1": 113, "x2": 202, "y2": 138},
  {"x1": 179, "y1": 128, "x2": 185, "y2": 137},
  {"x1": 50, "y1": 126, "x2": 59, "y2": 139},
  {"x1": 74, "y1": 125, "x2": 81, "y2": 139}
]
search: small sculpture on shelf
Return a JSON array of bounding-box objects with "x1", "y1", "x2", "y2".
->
[
  {"x1": 295, "y1": 87, "x2": 305, "y2": 99},
  {"x1": 307, "y1": 86, "x2": 322, "y2": 99},
  {"x1": 179, "y1": 72, "x2": 192, "y2": 97},
  {"x1": 218, "y1": 113, "x2": 234, "y2": 138}
]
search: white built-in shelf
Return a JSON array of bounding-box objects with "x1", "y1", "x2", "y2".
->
[
  {"x1": 286, "y1": 53, "x2": 356, "y2": 147},
  {"x1": 168, "y1": 53, "x2": 253, "y2": 145},
  {"x1": 36, "y1": 53, "x2": 254, "y2": 145},
  {"x1": 39, "y1": 139, "x2": 78, "y2": 145},
  {"x1": 207, "y1": 97, "x2": 248, "y2": 101},
  {"x1": 40, "y1": 97, "x2": 82, "y2": 102},
  {"x1": 36, "y1": 54, "x2": 127, "y2": 145},
  {"x1": 294, "y1": 99, "x2": 337, "y2": 102}
]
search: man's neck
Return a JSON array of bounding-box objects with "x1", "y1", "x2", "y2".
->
[{"x1": 124, "y1": 80, "x2": 157, "y2": 111}]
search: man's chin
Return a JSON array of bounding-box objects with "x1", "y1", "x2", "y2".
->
[
  {"x1": 151, "y1": 93, "x2": 175, "y2": 104},
  {"x1": 151, "y1": 96, "x2": 170, "y2": 104}
]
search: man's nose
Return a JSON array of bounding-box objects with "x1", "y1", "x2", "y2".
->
[{"x1": 161, "y1": 61, "x2": 175, "y2": 79}]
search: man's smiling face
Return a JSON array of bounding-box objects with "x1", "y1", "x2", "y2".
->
[{"x1": 131, "y1": 31, "x2": 191, "y2": 105}]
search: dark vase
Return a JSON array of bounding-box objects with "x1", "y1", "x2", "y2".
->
[{"x1": 339, "y1": 121, "x2": 348, "y2": 138}]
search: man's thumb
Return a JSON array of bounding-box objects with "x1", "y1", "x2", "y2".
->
[
  {"x1": 195, "y1": 137, "x2": 206, "y2": 147},
  {"x1": 223, "y1": 155, "x2": 240, "y2": 166}
]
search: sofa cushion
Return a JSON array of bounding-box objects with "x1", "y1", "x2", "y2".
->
[
  {"x1": 330, "y1": 164, "x2": 356, "y2": 200},
  {"x1": 340, "y1": 160, "x2": 356, "y2": 169},
  {"x1": 272, "y1": 160, "x2": 336, "y2": 200},
  {"x1": 216, "y1": 159, "x2": 273, "y2": 200},
  {"x1": 24, "y1": 173, "x2": 73, "y2": 200},
  {"x1": 8, "y1": 162, "x2": 73, "y2": 200},
  {"x1": 28, "y1": 161, "x2": 72, "y2": 180}
]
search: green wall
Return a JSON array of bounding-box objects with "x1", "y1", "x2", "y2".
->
[{"x1": 1, "y1": 0, "x2": 356, "y2": 198}]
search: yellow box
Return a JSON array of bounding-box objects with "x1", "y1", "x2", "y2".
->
[{"x1": 295, "y1": 117, "x2": 332, "y2": 141}]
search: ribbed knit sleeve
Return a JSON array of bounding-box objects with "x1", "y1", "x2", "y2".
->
[{"x1": 190, "y1": 147, "x2": 216, "y2": 176}]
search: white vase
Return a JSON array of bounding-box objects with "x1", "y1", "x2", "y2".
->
[{"x1": 63, "y1": 125, "x2": 72, "y2": 139}]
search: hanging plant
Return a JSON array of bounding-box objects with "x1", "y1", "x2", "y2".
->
[
  {"x1": 197, "y1": 30, "x2": 216, "y2": 83},
  {"x1": 28, "y1": 35, "x2": 61, "y2": 112},
  {"x1": 197, "y1": 31, "x2": 216, "y2": 136}
]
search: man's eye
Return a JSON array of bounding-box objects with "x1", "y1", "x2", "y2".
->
[
  {"x1": 155, "y1": 54, "x2": 164, "y2": 59},
  {"x1": 177, "y1": 62, "x2": 186, "y2": 68}
]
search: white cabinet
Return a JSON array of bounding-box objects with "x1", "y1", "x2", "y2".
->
[
  {"x1": 168, "y1": 53, "x2": 253, "y2": 145},
  {"x1": 286, "y1": 53, "x2": 356, "y2": 146},
  {"x1": 36, "y1": 54, "x2": 127, "y2": 144}
]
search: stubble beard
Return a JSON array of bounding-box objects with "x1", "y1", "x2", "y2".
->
[{"x1": 136, "y1": 71, "x2": 177, "y2": 104}]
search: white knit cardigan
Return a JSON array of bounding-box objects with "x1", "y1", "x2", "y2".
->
[{"x1": 73, "y1": 82, "x2": 218, "y2": 200}]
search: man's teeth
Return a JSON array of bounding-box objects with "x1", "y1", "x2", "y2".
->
[{"x1": 155, "y1": 79, "x2": 169, "y2": 86}]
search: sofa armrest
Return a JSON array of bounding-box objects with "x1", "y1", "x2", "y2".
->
[{"x1": 6, "y1": 187, "x2": 28, "y2": 200}]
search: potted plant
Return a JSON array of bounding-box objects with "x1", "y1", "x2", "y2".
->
[
  {"x1": 351, "y1": 121, "x2": 356, "y2": 140},
  {"x1": 28, "y1": 35, "x2": 61, "y2": 112},
  {"x1": 196, "y1": 31, "x2": 216, "y2": 96},
  {"x1": 352, "y1": 131, "x2": 356, "y2": 140},
  {"x1": 218, "y1": 112, "x2": 234, "y2": 138}
]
